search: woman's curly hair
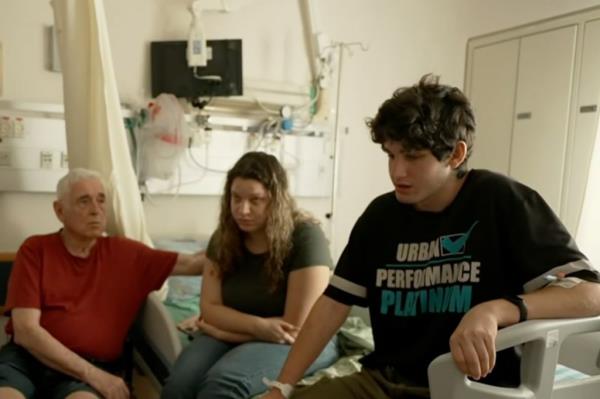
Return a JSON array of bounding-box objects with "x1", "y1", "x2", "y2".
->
[{"x1": 213, "y1": 151, "x2": 314, "y2": 291}]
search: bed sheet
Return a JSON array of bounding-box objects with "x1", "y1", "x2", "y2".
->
[
  {"x1": 150, "y1": 293, "x2": 591, "y2": 397},
  {"x1": 162, "y1": 293, "x2": 372, "y2": 386}
]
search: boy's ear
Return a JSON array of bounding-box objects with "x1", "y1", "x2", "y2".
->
[{"x1": 450, "y1": 141, "x2": 468, "y2": 169}]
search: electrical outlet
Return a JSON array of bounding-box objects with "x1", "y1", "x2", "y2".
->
[
  {"x1": 0, "y1": 150, "x2": 10, "y2": 167},
  {"x1": 13, "y1": 117, "x2": 25, "y2": 138},
  {"x1": 40, "y1": 151, "x2": 54, "y2": 169}
]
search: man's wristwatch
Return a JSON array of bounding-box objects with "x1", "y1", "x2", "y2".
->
[
  {"x1": 503, "y1": 294, "x2": 528, "y2": 323},
  {"x1": 262, "y1": 377, "x2": 294, "y2": 398}
]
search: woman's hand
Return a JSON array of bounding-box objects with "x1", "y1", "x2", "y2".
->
[
  {"x1": 196, "y1": 317, "x2": 254, "y2": 343},
  {"x1": 254, "y1": 318, "x2": 299, "y2": 344}
]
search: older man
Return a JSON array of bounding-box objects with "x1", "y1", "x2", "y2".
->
[{"x1": 0, "y1": 168, "x2": 204, "y2": 399}]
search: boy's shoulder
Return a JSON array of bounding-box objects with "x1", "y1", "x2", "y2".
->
[{"x1": 466, "y1": 169, "x2": 536, "y2": 198}]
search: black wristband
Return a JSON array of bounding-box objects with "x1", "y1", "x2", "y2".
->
[{"x1": 503, "y1": 295, "x2": 528, "y2": 323}]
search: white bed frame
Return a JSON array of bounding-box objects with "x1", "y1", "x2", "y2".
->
[{"x1": 428, "y1": 317, "x2": 600, "y2": 398}]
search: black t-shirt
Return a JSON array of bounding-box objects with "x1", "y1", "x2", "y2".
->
[
  {"x1": 325, "y1": 169, "x2": 599, "y2": 387},
  {"x1": 207, "y1": 221, "x2": 333, "y2": 317}
]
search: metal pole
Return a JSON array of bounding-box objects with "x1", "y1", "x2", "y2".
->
[{"x1": 327, "y1": 43, "x2": 344, "y2": 258}]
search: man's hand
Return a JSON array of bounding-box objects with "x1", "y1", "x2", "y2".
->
[
  {"x1": 449, "y1": 303, "x2": 499, "y2": 380},
  {"x1": 86, "y1": 366, "x2": 130, "y2": 399},
  {"x1": 177, "y1": 314, "x2": 201, "y2": 335},
  {"x1": 254, "y1": 318, "x2": 299, "y2": 344}
]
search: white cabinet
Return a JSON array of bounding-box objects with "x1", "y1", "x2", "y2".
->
[
  {"x1": 465, "y1": 8, "x2": 600, "y2": 234},
  {"x1": 563, "y1": 18, "x2": 600, "y2": 232},
  {"x1": 468, "y1": 39, "x2": 519, "y2": 175},
  {"x1": 510, "y1": 26, "x2": 577, "y2": 213}
]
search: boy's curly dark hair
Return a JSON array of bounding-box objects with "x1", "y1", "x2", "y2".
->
[{"x1": 366, "y1": 74, "x2": 475, "y2": 177}]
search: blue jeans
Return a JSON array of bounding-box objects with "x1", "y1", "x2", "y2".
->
[{"x1": 161, "y1": 334, "x2": 339, "y2": 399}]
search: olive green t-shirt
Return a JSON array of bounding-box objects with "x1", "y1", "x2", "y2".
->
[{"x1": 206, "y1": 222, "x2": 333, "y2": 317}]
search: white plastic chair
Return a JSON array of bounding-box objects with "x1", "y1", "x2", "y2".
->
[
  {"x1": 134, "y1": 291, "x2": 182, "y2": 389},
  {"x1": 428, "y1": 316, "x2": 600, "y2": 398}
]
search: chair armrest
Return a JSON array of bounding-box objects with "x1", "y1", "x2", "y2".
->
[
  {"x1": 428, "y1": 316, "x2": 600, "y2": 399},
  {"x1": 138, "y1": 291, "x2": 182, "y2": 366}
]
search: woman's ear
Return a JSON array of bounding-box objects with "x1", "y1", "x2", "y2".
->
[{"x1": 450, "y1": 141, "x2": 467, "y2": 169}]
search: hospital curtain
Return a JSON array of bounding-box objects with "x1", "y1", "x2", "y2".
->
[
  {"x1": 50, "y1": 0, "x2": 150, "y2": 242},
  {"x1": 51, "y1": 0, "x2": 168, "y2": 295}
]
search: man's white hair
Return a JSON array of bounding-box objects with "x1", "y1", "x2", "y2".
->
[{"x1": 56, "y1": 168, "x2": 105, "y2": 201}]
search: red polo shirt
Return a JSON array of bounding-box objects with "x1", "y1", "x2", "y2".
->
[{"x1": 4, "y1": 232, "x2": 177, "y2": 361}]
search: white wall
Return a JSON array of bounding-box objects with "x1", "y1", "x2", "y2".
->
[{"x1": 2, "y1": 0, "x2": 600, "y2": 254}]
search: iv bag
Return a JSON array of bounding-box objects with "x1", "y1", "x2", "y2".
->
[{"x1": 137, "y1": 94, "x2": 190, "y2": 181}]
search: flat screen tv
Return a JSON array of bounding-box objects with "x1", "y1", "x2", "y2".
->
[{"x1": 151, "y1": 39, "x2": 243, "y2": 98}]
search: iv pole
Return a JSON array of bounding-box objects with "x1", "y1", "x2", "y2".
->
[
  {"x1": 326, "y1": 41, "x2": 368, "y2": 258},
  {"x1": 298, "y1": 0, "x2": 368, "y2": 257}
]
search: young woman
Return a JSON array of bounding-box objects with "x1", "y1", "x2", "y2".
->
[{"x1": 161, "y1": 151, "x2": 339, "y2": 399}]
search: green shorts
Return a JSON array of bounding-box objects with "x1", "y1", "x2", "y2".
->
[
  {"x1": 0, "y1": 341, "x2": 116, "y2": 399},
  {"x1": 292, "y1": 366, "x2": 430, "y2": 399}
]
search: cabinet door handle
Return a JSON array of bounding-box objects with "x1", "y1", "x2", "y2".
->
[
  {"x1": 580, "y1": 105, "x2": 597, "y2": 113},
  {"x1": 516, "y1": 112, "x2": 532, "y2": 120}
]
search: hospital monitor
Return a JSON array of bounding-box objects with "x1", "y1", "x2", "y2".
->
[{"x1": 150, "y1": 39, "x2": 243, "y2": 98}]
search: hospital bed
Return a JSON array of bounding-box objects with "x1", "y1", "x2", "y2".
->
[
  {"x1": 139, "y1": 278, "x2": 600, "y2": 398},
  {"x1": 135, "y1": 239, "x2": 375, "y2": 392},
  {"x1": 136, "y1": 286, "x2": 371, "y2": 392}
]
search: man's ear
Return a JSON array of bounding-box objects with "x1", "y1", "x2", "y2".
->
[
  {"x1": 450, "y1": 141, "x2": 468, "y2": 169},
  {"x1": 53, "y1": 200, "x2": 65, "y2": 223}
]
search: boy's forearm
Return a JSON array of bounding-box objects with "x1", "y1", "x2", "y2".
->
[
  {"x1": 479, "y1": 281, "x2": 600, "y2": 328},
  {"x1": 522, "y1": 281, "x2": 600, "y2": 320},
  {"x1": 277, "y1": 296, "x2": 350, "y2": 384}
]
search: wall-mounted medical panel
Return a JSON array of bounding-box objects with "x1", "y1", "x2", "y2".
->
[
  {"x1": 0, "y1": 113, "x2": 67, "y2": 192},
  {"x1": 0, "y1": 106, "x2": 333, "y2": 198},
  {"x1": 144, "y1": 129, "x2": 333, "y2": 198}
]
